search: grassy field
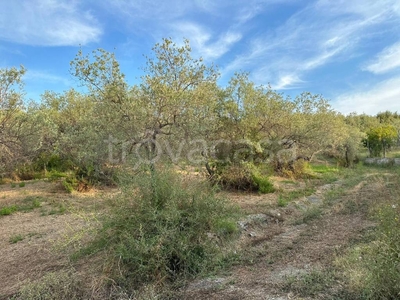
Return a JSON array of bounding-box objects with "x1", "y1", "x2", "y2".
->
[{"x1": 1, "y1": 161, "x2": 399, "y2": 299}]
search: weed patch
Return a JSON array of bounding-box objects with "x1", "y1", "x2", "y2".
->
[
  {"x1": 282, "y1": 269, "x2": 337, "y2": 297},
  {"x1": 0, "y1": 205, "x2": 18, "y2": 216},
  {"x1": 0, "y1": 196, "x2": 44, "y2": 217},
  {"x1": 9, "y1": 234, "x2": 24, "y2": 244},
  {"x1": 277, "y1": 187, "x2": 316, "y2": 207},
  {"x1": 11, "y1": 269, "x2": 86, "y2": 300},
  {"x1": 294, "y1": 206, "x2": 323, "y2": 224},
  {"x1": 336, "y1": 174, "x2": 400, "y2": 299}
]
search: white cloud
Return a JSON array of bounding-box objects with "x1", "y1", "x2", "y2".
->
[
  {"x1": 172, "y1": 22, "x2": 242, "y2": 61},
  {"x1": 274, "y1": 74, "x2": 304, "y2": 90},
  {"x1": 0, "y1": 0, "x2": 102, "y2": 46},
  {"x1": 108, "y1": 0, "x2": 300, "y2": 62},
  {"x1": 334, "y1": 77, "x2": 400, "y2": 115},
  {"x1": 364, "y1": 41, "x2": 400, "y2": 74},
  {"x1": 222, "y1": 0, "x2": 400, "y2": 89}
]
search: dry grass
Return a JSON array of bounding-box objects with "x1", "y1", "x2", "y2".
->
[
  {"x1": 1, "y1": 166, "x2": 398, "y2": 299},
  {"x1": 0, "y1": 180, "x2": 118, "y2": 299}
]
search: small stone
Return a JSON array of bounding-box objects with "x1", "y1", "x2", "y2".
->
[
  {"x1": 267, "y1": 210, "x2": 284, "y2": 221},
  {"x1": 307, "y1": 195, "x2": 322, "y2": 205},
  {"x1": 237, "y1": 220, "x2": 248, "y2": 230}
]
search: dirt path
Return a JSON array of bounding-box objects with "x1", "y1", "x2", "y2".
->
[{"x1": 183, "y1": 178, "x2": 381, "y2": 300}]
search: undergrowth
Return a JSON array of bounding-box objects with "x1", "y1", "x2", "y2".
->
[
  {"x1": 76, "y1": 166, "x2": 241, "y2": 293},
  {"x1": 11, "y1": 269, "x2": 86, "y2": 300}
]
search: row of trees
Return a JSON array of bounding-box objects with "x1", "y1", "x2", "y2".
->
[{"x1": 1, "y1": 38, "x2": 399, "y2": 185}]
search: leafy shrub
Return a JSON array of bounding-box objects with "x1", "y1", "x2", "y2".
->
[
  {"x1": 209, "y1": 161, "x2": 274, "y2": 193},
  {"x1": 62, "y1": 178, "x2": 77, "y2": 193},
  {"x1": 272, "y1": 157, "x2": 310, "y2": 179},
  {"x1": 46, "y1": 170, "x2": 68, "y2": 180},
  {"x1": 61, "y1": 174, "x2": 88, "y2": 193},
  {"x1": 33, "y1": 153, "x2": 73, "y2": 172},
  {"x1": 19, "y1": 182, "x2": 25, "y2": 187},
  {"x1": 252, "y1": 171, "x2": 275, "y2": 193},
  {"x1": 80, "y1": 167, "x2": 240, "y2": 290}
]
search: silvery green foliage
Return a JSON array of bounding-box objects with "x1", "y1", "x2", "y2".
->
[{"x1": 0, "y1": 66, "x2": 29, "y2": 173}]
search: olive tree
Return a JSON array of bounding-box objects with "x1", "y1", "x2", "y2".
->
[
  {"x1": 0, "y1": 66, "x2": 27, "y2": 174},
  {"x1": 70, "y1": 39, "x2": 220, "y2": 171}
]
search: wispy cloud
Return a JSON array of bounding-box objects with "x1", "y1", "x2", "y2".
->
[
  {"x1": 363, "y1": 41, "x2": 400, "y2": 74},
  {"x1": 222, "y1": 0, "x2": 400, "y2": 89},
  {"x1": 334, "y1": 77, "x2": 400, "y2": 115},
  {"x1": 106, "y1": 0, "x2": 270, "y2": 61},
  {"x1": 274, "y1": 74, "x2": 304, "y2": 90},
  {"x1": 0, "y1": 0, "x2": 102, "y2": 46},
  {"x1": 171, "y1": 22, "x2": 242, "y2": 61}
]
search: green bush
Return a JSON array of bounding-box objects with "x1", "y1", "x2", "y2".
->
[
  {"x1": 252, "y1": 171, "x2": 275, "y2": 194},
  {"x1": 80, "y1": 167, "x2": 240, "y2": 290},
  {"x1": 46, "y1": 170, "x2": 68, "y2": 180},
  {"x1": 271, "y1": 157, "x2": 311, "y2": 178},
  {"x1": 62, "y1": 176, "x2": 79, "y2": 193},
  {"x1": 209, "y1": 161, "x2": 274, "y2": 193},
  {"x1": 33, "y1": 153, "x2": 73, "y2": 172}
]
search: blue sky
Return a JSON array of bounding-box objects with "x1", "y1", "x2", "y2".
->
[{"x1": 1, "y1": 0, "x2": 399, "y2": 115}]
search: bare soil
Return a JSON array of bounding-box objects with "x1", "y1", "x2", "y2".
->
[{"x1": 0, "y1": 181, "x2": 114, "y2": 300}]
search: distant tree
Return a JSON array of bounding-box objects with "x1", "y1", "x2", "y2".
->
[
  {"x1": 345, "y1": 113, "x2": 380, "y2": 132},
  {"x1": 376, "y1": 110, "x2": 400, "y2": 123},
  {"x1": 375, "y1": 111, "x2": 400, "y2": 146},
  {"x1": 333, "y1": 120, "x2": 365, "y2": 167},
  {"x1": 365, "y1": 125, "x2": 397, "y2": 157}
]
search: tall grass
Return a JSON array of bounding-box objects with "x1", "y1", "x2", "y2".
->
[{"x1": 337, "y1": 173, "x2": 400, "y2": 299}]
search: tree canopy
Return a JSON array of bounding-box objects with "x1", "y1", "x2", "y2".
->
[{"x1": 1, "y1": 38, "x2": 398, "y2": 184}]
